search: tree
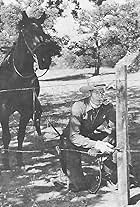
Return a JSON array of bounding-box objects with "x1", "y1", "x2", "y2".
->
[
  {"x1": 99, "y1": 0, "x2": 140, "y2": 70},
  {"x1": 65, "y1": 2, "x2": 109, "y2": 73},
  {"x1": 1, "y1": 0, "x2": 140, "y2": 72},
  {"x1": 0, "y1": 0, "x2": 64, "y2": 62},
  {"x1": 64, "y1": 0, "x2": 140, "y2": 72}
]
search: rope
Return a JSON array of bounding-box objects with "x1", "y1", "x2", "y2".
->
[
  {"x1": 56, "y1": 146, "x2": 140, "y2": 155},
  {"x1": 0, "y1": 87, "x2": 36, "y2": 93},
  {"x1": 1, "y1": 148, "x2": 42, "y2": 153},
  {"x1": 13, "y1": 56, "x2": 35, "y2": 79},
  {"x1": 0, "y1": 145, "x2": 114, "y2": 155},
  {"x1": 37, "y1": 69, "x2": 49, "y2": 79}
]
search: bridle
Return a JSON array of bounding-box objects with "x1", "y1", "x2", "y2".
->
[{"x1": 12, "y1": 28, "x2": 48, "y2": 79}]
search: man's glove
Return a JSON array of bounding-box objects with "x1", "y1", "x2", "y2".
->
[
  {"x1": 95, "y1": 140, "x2": 114, "y2": 154},
  {"x1": 88, "y1": 148, "x2": 98, "y2": 157}
]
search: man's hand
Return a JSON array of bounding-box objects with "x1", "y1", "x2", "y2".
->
[
  {"x1": 95, "y1": 140, "x2": 114, "y2": 154},
  {"x1": 88, "y1": 148, "x2": 98, "y2": 157}
]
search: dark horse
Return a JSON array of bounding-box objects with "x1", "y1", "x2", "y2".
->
[{"x1": 0, "y1": 11, "x2": 61, "y2": 156}]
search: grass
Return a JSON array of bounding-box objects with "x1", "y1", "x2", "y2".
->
[{"x1": 0, "y1": 67, "x2": 140, "y2": 206}]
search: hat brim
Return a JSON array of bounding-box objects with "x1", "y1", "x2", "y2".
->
[
  {"x1": 73, "y1": 92, "x2": 91, "y2": 102},
  {"x1": 80, "y1": 83, "x2": 106, "y2": 93}
]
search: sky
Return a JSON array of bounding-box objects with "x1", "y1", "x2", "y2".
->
[
  {"x1": 78, "y1": 0, "x2": 94, "y2": 10},
  {"x1": 54, "y1": 0, "x2": 125, "y2": 38}
]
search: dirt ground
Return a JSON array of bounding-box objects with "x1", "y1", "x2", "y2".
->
[{"x1": 0, "y1": 67, "x2": 140, "y2": 207}]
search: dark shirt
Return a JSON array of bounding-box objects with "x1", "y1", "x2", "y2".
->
[{"x1": 63, "y1": 98, "x2": 116, "y2": 149}]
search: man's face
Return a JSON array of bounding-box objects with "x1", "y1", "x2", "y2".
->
[{"x1": 90, "y1": 89, "x2": 105, "y2": 108}]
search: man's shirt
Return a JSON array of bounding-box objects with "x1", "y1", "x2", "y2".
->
[{"x1": 63, "y1": 98, "x2": 116, "y2": 149}]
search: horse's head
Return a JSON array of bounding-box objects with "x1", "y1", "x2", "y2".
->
[
  {"x1": 35, "y1": 37, "x2": 61, "y2": 70},
  {"x1": 18, "y1": 11, "x2": 61, "y2": 70}
]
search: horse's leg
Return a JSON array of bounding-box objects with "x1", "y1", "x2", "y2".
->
[
  {"x1": 33, "y1": 98, "x2": 42, "y2": 136},
  {"x1": 16, "y1": 113, "x2": 31, "y2": 166},
  {"x1": 17, "y1": 113, "x2": 31, "y2": 151},
  {"x1": 16, "y1": 152, "x2": 24, "y2": 167},
  {"x1": 1, "y1": 119, "x2": 11, "y2": 169},
  {"x1": 1, "y1": 118, "x2": 11, "y2": 150}
]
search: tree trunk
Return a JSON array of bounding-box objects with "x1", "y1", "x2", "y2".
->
[
  {"x1": 94, "y1": 52, "x2": 100, "y2": 75},
  {"x1": 94, "y1": 38, "x2": 100, "y2": 75}
]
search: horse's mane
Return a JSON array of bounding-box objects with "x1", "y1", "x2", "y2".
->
[{"x1": 0, "y1": 42, "x2": 16, "y2": 66}]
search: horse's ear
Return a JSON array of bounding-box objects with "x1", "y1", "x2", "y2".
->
[
  {"x1": 22, "y1": 11, "x2": 29, "y2": 21},
  {"x1": 38, "y1": 12, "x2": 46, "y2": 24}
]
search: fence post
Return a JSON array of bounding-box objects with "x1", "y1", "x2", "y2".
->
[{"x1": 116, "y1": 64, "x2": 129, "y2": 206}]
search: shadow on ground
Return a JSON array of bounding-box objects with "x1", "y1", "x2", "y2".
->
[
  {"x1": 0, "y1": 73, "x2": 140, "y2": 206},
  {"x1": 40, "y1": 72, "x2": 96, "y2": 81}
]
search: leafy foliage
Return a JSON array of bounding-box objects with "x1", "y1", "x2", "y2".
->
[
  {"x1": 62, "y1": 0, "x2": 140, "y2": 71},
  {"x1": 0, "y1": 0, "x2": 63, "y2": 63},
  {"x1": 89, "y1": 0, "x2": 106, "y2": 6},
  {"x1": 0, "y1": 0, "x2": 140, "y2": 71},
  {"x1": 0, "y1": 4, "x2": 21, "y2": 36}
]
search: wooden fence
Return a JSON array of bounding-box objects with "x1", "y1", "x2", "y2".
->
[
  {"x1": 116, "y1": 50, "x2": 140, "y2": 206},
  {"x1": 116, "y1": 65, "x2": 129, "y2": 206}
]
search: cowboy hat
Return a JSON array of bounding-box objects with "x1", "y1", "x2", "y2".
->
[
  {"x1": 73, "y1": 83, "x2": 106, "y2": 102},
  {"x1": 79, "y1": 83, "x2": 106, "y2": 93}
]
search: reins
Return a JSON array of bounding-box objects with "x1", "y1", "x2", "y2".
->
[
  {"x1": 12, "y1": 33, "x2": 37, "y2": 79},
  {"x1": 12, "y1": 57, "x2": 36, "y2": 79},
  {"x1": 37, "y1": 69, "x2": 49, "y2": 79},
  {"x1": 11, "y1": 29, "x2": 49, "y2": 122},
  {"x1": 12, "y1": 29, "x2": 48, "y2": 79},
  {"x1": 21, "y1": 29, "x2": 43, "y2": 63}
]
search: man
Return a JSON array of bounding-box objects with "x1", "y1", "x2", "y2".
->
[{"x1": 59, "y1": 83, "x2": 117, "y2": 192}]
